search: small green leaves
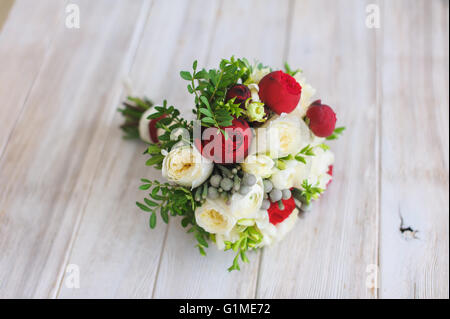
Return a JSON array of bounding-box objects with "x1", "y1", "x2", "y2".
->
[
  {"x1": 284, "y1": 62, "x2": 302, "y2": 77},
  {"x1": 294, "y1": 144, "x2": 315, "y2": 164},
  {"x1": 326, "y1": 126, "x2": 346, "y2": 140},
  {"x1": 225, "y1": 225, "x2": 262, "y2": 272},
  {"x1": 118, "y1": 96, "x2": 154, "y2": 139},
  {"x1": 299, "y1": 180, "x2": 324, "y2": 205}
]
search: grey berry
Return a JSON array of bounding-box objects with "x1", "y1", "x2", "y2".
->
[
  {"x1": 207, "y1": 187, "x2": 219, "y2": 199},
  {"x1": 220, "y1": 178, "x2": 233, "y2": 191},
  {"x1": 231, "y1": 168, "x2": 238, "y2": 174},
  {"x1": 239, "y1": 185, "x2": 251, "y2": 195},
  {"x1": 242, "y1": 174, "x2": 256, "y2": 186},
  {"x1": 263, "y1": 180, "x2": 273, "y2": 193},
  {"x1": 269, "y1": 189, "x2": 282, "y2": 202},
  {"x1": 261, "y1": 199, "x2": 271, "y2": 210},
  {"x1": 210, "y1": 174, "x2": 222, "y2": 188},
  {"x1": 282, "y1": 189, "x2": 291, "y2": 200}
]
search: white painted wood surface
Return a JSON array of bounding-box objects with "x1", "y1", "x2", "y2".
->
[{"x1": 0, "y1": 0, "x2": 448, "y2": 298}]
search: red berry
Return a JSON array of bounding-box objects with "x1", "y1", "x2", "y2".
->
[
  {"x1": 267, "y1": 197, "x2": 296, "y2": 225},
  {"x1": 225, "y1": 85, "x2": 251, "y2": 107},
  {"x1": 306, "y1": 100, "x2": 337, "y2": 137},
  {"x1": 258, "y1": 71, "x2": 302, "y2": 114}
]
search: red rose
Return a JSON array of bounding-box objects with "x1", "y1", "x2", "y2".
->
[
  {"x1": 148, "y1": 114, "x2": 167, "y2": 143},
  {"x1": 225, "y1": 84, "x2": 251, "y2": 107},
  {"x1": 305, "y1": 100, "x2": 336, "y2": 137},
  {"x1": 258, "y1": 71, "x2": 302, "y2": 114},
  {"x1": 267, "y1": 197, "x2": 296, "y2": 225},
  {"x1": 196, "y1": 118, "x2": 252, "y2": 164}
]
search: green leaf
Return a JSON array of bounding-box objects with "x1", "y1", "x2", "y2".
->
[
  {"x1": 199, "y1": 96, "x2": 210, "y2": 109},
  {"x1": 201, "y1": 117, "x2": 216, "y2": 124},
  {"x1": 139, "y1": 184, "x2": 151, "y2": 190},
  {"x1": 196, "y1": 234, "x2": 209, "y2": 248},
  {"x1": 149, "y1": 212, "x2": 157, "y2": 229},
  {"x1": 197, "y1": 245, "x2": 206, "y2": 256},
  {"x1": 146, "y1": 154, "x2": 164, "y2": 166},
  {"x1": 136, "y1": 201, "x2": 151, "y2": 212},
  {"x1": 160, "y1": 207, "x2": 169, "y2": 223},
  {"x1": 180, "y1": 71, "x2": 192, "y2": 81},
  {"x1": 199, "y1": 108, "x2": 213, "y2": 117},
  {"x1": 147, "y1": 144, "x2": 161, "y2": 154},
  {"x1": 144, "y1": 198, "x2": 158, "y2": 207}
]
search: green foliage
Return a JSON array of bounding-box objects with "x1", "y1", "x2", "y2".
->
[
  {"x1": 117, "y1": 96, "x2": 154, "y2": 139},
  {"x1": 294, "y1": 144, "x2": 316, "y2": 164},
  {"x1": 299, "y1": 180, "x2": 324, "y2": 204},
  {"x1": 180, "y1": 56, "x2": 252, "y2": 134},
  {"x1": 326, "y1": 126, "x2": 346, "y2": 140},
  {"x1": 224, "y1": 225, "x2": 263, "y2": 272},
  {"x1": 141, "y1": 100, "x2": 193, "y2": 169},
  {"x1": 284, "y1": 62, "x2": 302, "y2": 77},
  {"x1": 137, "y1": 179, "x2": 211, "y2": 255}
]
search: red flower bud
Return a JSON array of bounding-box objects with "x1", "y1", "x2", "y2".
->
[
  {"x1": 258, "y1": 71, "x2": 302, "y2": 114},
  {"x1": 267, "y1": 197, "x2": 296, "y2": 225},
  {"x1": 196, "y1": 118, "x2": 252, "y2": 164},
  {"x1": 305, "y1": 100, "x2": 337, "y2": 137},
  {"x1": 149, "y1": 114, "x2": 167, "y2": 143},
  {"x1": 225, "y1": 84, "x2": 251, "y2": 106}
]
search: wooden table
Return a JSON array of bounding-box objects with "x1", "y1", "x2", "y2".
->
[{"x1": 0, "y1": 0, "x2": 448, "y2": 299}]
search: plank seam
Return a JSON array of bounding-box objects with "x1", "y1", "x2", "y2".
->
[
  {"x1": 149, "y1": 0, "x2": 223, "y2": 298},
  {"x1": 0, "y1": 5, "x2": 64, "y2": 165},
  {"x1": 52, "y1": 0, "x2": 154, "y2": 299}
]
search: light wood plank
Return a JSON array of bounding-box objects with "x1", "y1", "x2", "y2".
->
[
  {"x1": 0, "y1": 0, "x2": 148, "y2": 298},
  {"x1": 56, "y1": 0, "x2": 213, "y2": 298},
  {"x1": 378, "y1": 0, "x2": 449, "y2": 299},
  {"x1": 257, "y1": 0, "x2": 379, "y2": 298},
  {"x1": 0, "y1": 0, "x2": 64, "y2": 158},
  {"x1": 152, "y1": 0, "x2": 291, "y2": 298}
]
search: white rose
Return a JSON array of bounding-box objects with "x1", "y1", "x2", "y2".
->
[
  {"x1": 291, "y1": 74, "x2": 316, "y2": 118},
  {"x1": 249, "y1": 113, "x2": 310, "y2": 158},
  {"x1": 270, "y1": 160, "x2": 299, "y2": 190},
  {"x1": 195, "y1": 199, "x2": 236, "y2": 235},
  {"x1": 161, "y1": 146, "x2": 213, "y2": 188},
  {"x1": 230, "y1": 177, "x2": 264, "y2": 219},
  {"x1": 255, "y1": 208, "x2": 299, "y2": 247},
  {"x1": 305, "y1": 148, "x2": 334, "y2": 189},
  {"x1": 241, "y1": 154, "x2": 274, "y2": 178}
]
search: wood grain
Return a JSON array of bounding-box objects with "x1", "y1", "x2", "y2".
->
[
  {"x1": 0, "y1": 0, "x2": 64, "y2": 158},
  {"x1": 257, "y1": 0, "x2": 379, "y2": 298},
  {"x1": 0, "y1": 0, "x2": 448, "y2": 299},
  {"x1": 378, "y1": 0, "x2": 449, "y2": 299},
  {"x1": 0, "y1": 0, "x2": 148, "y2": 298}
]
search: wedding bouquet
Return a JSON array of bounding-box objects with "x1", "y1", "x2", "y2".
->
[{"x1": 119, "y1": 57, "x2": 344, "y2": 271}]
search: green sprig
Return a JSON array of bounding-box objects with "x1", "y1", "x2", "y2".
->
[
  {"x1": 326, "y1": 126, "x2": 346, "y2": 140},
  {"x1": 224, "y1": 225, "x2": 263, "y2": 272}
]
